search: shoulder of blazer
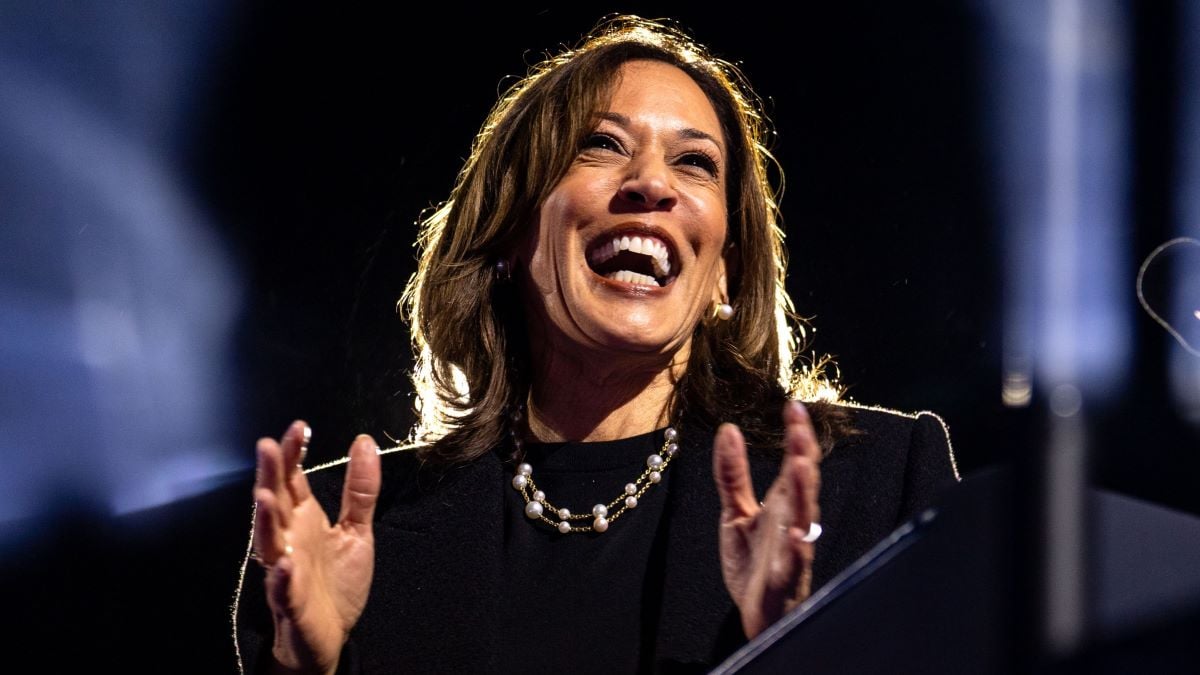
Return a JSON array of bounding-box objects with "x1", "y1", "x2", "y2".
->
[{"x1": 822, "y1": 401, "x2": 960, "y2": 481}]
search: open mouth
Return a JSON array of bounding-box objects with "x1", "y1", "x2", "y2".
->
[{"x1": 586, "y1": 231, "x2": 678, "y2": 288}]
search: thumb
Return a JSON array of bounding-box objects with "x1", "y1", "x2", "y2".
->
[{"x1": 339, "y1": 434, "x2": 381, "y2": 535}]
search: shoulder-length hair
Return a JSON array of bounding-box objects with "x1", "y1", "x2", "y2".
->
[{"x1": 402, "y1": 16, "x2": 845, "y2": 464}]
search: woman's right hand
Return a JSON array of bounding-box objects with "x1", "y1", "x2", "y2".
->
[{"x1": 253, "y1": 421, "x2": 382, "y2": 675}]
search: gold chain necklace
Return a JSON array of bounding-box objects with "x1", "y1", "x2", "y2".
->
[{"x1": 509, "y1": 410, "x2": 680, "y2": 534}]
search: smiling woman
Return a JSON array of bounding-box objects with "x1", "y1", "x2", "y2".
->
[
  {"x1": 403, "y1": 21, "x2": 841, "y2": 465},
  {"x1": 531, "y1": 60, "x2": 726, "y2": 341},
  {"x1": 234, "y1": 15, "x2": 958, "y2": 674}
]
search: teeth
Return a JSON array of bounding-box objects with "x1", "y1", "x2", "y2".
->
[
  {"x1": 652, "y1": 250, "x2": 670, "y2": 277},
  {"x1": 605, "y1": 270, "x2": 660, "y2": 286},
  {"x1": 588, "y1": 233, "x2": 672, "y2": 277}
]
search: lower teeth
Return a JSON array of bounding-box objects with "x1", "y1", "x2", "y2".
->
[{"x1": 605, "y1": 270, "x2": 660, "y2": 287}]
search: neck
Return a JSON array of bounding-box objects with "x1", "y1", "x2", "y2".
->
[{"x1": 525, "y1": 342, "x2": 688, "y2": 443}]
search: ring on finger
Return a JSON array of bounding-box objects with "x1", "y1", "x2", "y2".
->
[{"x1": 252, "y1": 544, "x2": 293, "y2": 568}]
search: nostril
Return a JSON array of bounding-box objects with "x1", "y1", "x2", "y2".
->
[{"x1": 624, "y1": 189, "x2": 646, "y2": 204}]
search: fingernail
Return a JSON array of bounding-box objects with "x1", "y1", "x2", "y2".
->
[{"x1": 788, "y1": 400, "x2": 808, "y2": 418}]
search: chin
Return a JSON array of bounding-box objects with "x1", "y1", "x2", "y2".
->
[{"x1": 581, "y1": 317, "x2": 688, "y2": 357}]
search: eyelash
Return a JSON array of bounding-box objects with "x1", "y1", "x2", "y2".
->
[
  {"x1": 582, "y1": 133, "x2": 720, "y2": 177},
  {"x1": 679, "y1": 150, "x2": 719, "y2": 176},
  {"x1": 583, "y1": 133, "x2": 623, "y2": 153}
]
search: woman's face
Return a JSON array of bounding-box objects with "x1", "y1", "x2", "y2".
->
[{"x1": 520, "y1": 59, "x2": 729, "y2": 365}]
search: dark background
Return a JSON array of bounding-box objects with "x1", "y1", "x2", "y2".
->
[{"x1": 3, "y1": 3, "x2": 1197, "y2": 671}]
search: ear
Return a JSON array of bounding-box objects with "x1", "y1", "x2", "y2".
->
[
  {"x1": 712, "y1": 269, "x2": 729, "y2": 306},
  {"x1": 713, "y1": 243, "x2": 737, "y2": 304}
]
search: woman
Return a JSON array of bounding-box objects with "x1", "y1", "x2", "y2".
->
[{"x1": 235, "y1": 16, "x2": 957, "y2": 674}]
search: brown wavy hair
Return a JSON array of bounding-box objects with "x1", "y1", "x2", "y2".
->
[{"x1": 402, "y1": 16, "x2": 846, "y2": 464}]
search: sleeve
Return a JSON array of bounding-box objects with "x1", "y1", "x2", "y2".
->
[
  {"x1": 231, "y1": 509, "x2": 270, "y2": 674},
  {"x1": 897, "y1": 411, "x2": 960, "y2": 525}
]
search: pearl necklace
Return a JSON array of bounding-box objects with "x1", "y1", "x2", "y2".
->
[{"x1": 509, "y1": 423, "x2": 680, "y2": 534}]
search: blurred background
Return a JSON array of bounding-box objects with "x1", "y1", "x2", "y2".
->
[{"x1": 1, "y1": 1, "x2": 1197, "y2": 670}]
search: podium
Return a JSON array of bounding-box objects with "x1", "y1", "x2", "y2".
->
[{"x1": 713, "y1": 470, "x2": 1200, "y2": 674}]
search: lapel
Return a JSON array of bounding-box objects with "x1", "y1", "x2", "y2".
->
[
  {"x1": 654, "y1": 436, "x2": 781, "y2": 669},
  {"x1": 367, "y1": 450, "x2": 507, "y2": 671}
]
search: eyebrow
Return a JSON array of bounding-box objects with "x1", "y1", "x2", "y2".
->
[{"x1": 598, "y1": 112, "x2": 725, "y2": 153}]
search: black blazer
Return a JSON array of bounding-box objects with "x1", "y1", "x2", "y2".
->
[{"x1": 233, "y1": 405, "x2": 958, "y2": 674}]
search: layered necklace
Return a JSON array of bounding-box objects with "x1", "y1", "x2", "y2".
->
[{"x1": 508, "y1": 407, "x2": 680, "y2": 534}]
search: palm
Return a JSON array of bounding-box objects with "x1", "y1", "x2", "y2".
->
[
  {"x1": 718, "y1": 499, "x2": 811, "y2": 635},
  {"x1": 254, "y1": 424, "x2": 381, "y2": 673}
]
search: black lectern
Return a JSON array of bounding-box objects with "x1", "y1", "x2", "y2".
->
[{"x1": 712, "y1": 470, "x2": 1200, "y2": 674}]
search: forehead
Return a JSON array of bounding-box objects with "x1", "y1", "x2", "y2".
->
[{"x1": 604, "y1": 60, "x2": 724, "y2": 151}]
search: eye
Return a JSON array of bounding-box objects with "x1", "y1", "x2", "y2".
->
[
  {"x1": 678, "y1": 151, "x2": 720, "y2": 177},
  {"x1": 582, "y1": 133, "x2": 622, "y2": 153}
]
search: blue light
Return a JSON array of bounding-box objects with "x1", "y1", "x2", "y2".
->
[
  {"x1": 982, "y1": 0, "x2": 1132, "y2": 406},
  {"x1": 0, "y1": 1, "x2": 244, "y2": 546}
]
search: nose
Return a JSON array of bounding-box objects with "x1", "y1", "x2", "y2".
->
[{"x1": 618, "y1": 154, "x2": 678, "y2": 210}]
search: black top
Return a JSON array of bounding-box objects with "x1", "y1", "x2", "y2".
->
[
  {"x1": 233, "y1": 405, "x2": 959, "y2": 674},
  {"x1": 501, "y1": 430, "x2": 673, "y2": 674}
]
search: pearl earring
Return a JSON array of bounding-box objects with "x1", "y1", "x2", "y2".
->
[{"x1": 715, "y1": 302, "x2": 734, "y2": 321}]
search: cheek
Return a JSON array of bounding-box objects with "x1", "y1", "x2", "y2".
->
[
  {"x1": 682, "y1": 184, "x2": 728, "y2": 238},
  {"x1": 523, "y1": 196, "x2": 581, "y2": 300},
  {"x1": 527, "y1": 180, "x2": 606, "y2": 270},
  {"x1": 692, "y1": 213, "x2": 729, "y2": 280}
]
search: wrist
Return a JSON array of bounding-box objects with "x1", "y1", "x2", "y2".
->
[
  {"x1": 271, "y1": 627, "x2": 343, "y2": 675},
  {"x1": 268, "y1": 649, "x2": 339, "y2": 675}
]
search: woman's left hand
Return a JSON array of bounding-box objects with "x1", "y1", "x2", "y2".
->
[{"x1": 713, "y1": 400, "x2": 822, "y2": 639}]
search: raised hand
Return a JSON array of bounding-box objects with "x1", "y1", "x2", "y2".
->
[
  {"x1": 713, "y1": 400, "x2": 823, "y2": 639},
  {"x1": 253, "y1": 421, "x2": 382, "y2": 674}
]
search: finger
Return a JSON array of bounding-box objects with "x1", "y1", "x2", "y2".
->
[
  {"x1": 257, "y1": 438, "x2": 292, "y2": 527},
  {"x1": 764, "y1": 457, "x2": 816, "y2": 587},
  {"x1": 761, "y1": 464, "x2": 802, "y2": 593},
  {"x1": 713, "y1": 423, "x2": 759, "y2": 520},
  {"x1": 787, "y1": 460, "x2": 820, "y2": 596},
  {"x1": 783, "y1": 400, "x2": 821, "y2": 463},
  {"x1": 280, "y1": 421, "x2": 314, "y2": 504},
  {"x1": 786, "y1": 523, "x2": 816, "y2": 602},
  {"x1": 253, "y1": 486, "x2": 288, "y2": 566},
  {"x1": 339, "y1": 434, "x2": 381, "y2": 535},
  {"x1": 760, "y1": 453, "x2": 797, "y2": 530},
  {"x1": 279, "y1": 420, "x2": 309, "y2": 470},
  {"x1": 789, "y1": 455, "x2": 821, "y2": 532},
  {"x1": 761, "y1": 453, "x2": 817, "y2": 534}
]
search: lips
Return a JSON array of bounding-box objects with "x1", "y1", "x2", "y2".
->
[{"x1": 585, "y1": 226, "x2": 679, "y2": 288}]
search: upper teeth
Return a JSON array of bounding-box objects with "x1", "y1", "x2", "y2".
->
[{"x1": 589, "y1": 234, "x2": 672, "y2": 277}]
